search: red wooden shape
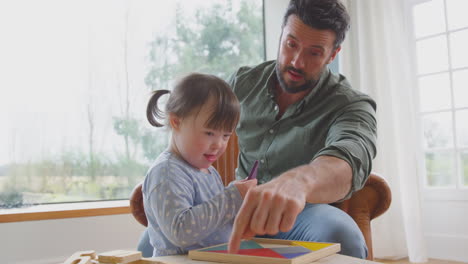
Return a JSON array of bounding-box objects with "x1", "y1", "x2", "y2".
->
[{"x1": 211, "y1": 248, "x2": 287, "y2": 258}]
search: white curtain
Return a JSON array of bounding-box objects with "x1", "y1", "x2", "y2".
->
[{"x1": 341, "y1": 0, "x2": 428, "y2": 262}]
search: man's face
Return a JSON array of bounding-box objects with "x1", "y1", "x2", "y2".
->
[{"x1": 276, "y1": 15, "x2": 340, "y2": 94}]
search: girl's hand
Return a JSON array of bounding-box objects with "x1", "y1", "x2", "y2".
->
[{"x1": 233, "y1": 179, "x2": 258, "y2": 199}]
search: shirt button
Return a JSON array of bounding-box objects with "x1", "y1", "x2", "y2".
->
[
  {"x1": 269, "y1": 129, "x2": 274, "y2": 134},
  {"x1": 260, "y1": 159, "x2": 265, "y2": 163}
]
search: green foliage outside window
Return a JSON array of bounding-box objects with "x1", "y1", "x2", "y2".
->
[{"x1": 0, "y1": 0, "x2": 264, "y2": 208}]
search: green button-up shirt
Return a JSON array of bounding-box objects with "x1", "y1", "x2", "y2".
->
[{"x1": 228, "y1": 60, "x2": 377, "y2": 200}]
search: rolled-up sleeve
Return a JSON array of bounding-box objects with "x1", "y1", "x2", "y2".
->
[{"x1": 314, "y1": 98, "x2": 377, "y2": 200}]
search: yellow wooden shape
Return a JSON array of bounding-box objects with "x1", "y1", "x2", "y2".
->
[{"x1": 291, "y1": 241, "x2": 335, "y2": 251}]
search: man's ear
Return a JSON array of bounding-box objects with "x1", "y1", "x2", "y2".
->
[
  {"x1": 328, "y1": 46, "x2": 341, "y2": 64},
  {"x1": 169, "y1": 114, "x2": 181, "y2": 131}
]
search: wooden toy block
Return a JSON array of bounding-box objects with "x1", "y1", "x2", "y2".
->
[
  {"x1": 98, "y1": 250, "x2": 142, "y2": 263},
  {"x1": 97, "y1": 258, "x2": 166, "y2": 264},
  {"x1": 126, "y1": 259, "x2": 167, "y2": 264},
  {"x1": 63, "y1": 250, "x2": 97, "y2": 264}
]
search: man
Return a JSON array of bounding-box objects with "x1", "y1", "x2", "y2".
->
[{"x1": 227, "y1": 0, "x2": 376, "y2": 259}]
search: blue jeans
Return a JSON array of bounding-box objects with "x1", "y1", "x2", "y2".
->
[
  {"x1": 257, "y1": 203, "x2": 367, "y2": 258},
  {"x1": 137, "y1": 203, "x2": 367, "y2": 258}
]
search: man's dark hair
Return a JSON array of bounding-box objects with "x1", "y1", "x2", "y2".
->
[{"x1": 282, "y1": 0, "x2": 350, "y2": 48}]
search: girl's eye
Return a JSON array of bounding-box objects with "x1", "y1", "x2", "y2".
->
[{"x1": 205, "y1": 131, "x2": 214, "y2": 136}]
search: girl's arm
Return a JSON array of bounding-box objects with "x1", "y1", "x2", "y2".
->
[{"x1": 146, "y1": 166, "x2": 243, "y2": 248}]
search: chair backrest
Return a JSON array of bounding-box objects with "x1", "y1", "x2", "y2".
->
[{"x1": 129, "y1": 183, "x2": 147, "y2": 227}]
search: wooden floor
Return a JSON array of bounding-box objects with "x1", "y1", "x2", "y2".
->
[{"x1": 376, "y1": 258, "x2": 467, "y2": 264}]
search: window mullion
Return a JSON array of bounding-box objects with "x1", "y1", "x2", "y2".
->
[{"x1": 442, "y1": 0, "x2": 460, "y2": 189}]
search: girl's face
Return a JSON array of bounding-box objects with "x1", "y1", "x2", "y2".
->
[{"x1": 170, "y1": 100, "x2": 233, "y2": 172}]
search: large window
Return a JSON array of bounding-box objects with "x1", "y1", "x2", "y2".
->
[
  {"x1": 0, "y1": 0, "x2": 265, "y2": 208},
  {"x1": 411, "y1": 0, "x2": 468, "y2": 189}
]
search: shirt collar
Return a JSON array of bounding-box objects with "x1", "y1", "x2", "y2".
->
[{"x1": 302, "y1": 67, "x2": 331, "y2": 105}]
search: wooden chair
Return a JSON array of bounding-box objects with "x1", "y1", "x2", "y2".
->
[{"x1": 129, "y1": 133, "x2": 391, "y2": 260}]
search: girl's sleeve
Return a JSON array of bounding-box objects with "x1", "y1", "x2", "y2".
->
[{"x1": 145, "y1": 165, "x2": 243, "y2": 248}]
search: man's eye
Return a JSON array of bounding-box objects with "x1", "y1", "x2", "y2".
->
[
  {"x1": 310, "y1": 50, "x2": 322, "y2": 56},
  {"x1": 286, "y1": 40, "x2": 296, "y2": 48}
]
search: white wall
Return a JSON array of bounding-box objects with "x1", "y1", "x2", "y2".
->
[
  {"x1": 0, "y1": 214, "x2": 145, "y2": 264},
  {"x1": 422, "y1": 199, "x2": 468, "y2": 262}
]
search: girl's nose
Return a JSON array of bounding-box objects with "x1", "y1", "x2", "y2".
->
[{"x1": 211, "y1": 138, "x2": 223, "y2": 149}]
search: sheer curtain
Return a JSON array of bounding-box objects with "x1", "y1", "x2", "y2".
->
[{"x1": 341, "y1": 0, "x2": 427, "y2": 262}]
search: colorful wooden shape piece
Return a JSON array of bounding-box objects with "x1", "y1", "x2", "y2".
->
[
  {"x1": 210, "y1": 248, "x2": 286, "y2": 258},
  {"x1": 291, "y1": 241, "x2": 334, "y2": 251},
  {"x1": 280, "y1": 252, "x2": 311, "y2": 259},
  {"x1": 270, "y1": 246, "x2": 311, "y2": 254},
  {"x1": 269, "y1": 246, "x2": 311, "y2": 259},
  {"x1": 200, "y1": 239, "x2": 263, "y2": 251}
]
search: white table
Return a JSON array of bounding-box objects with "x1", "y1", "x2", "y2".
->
[{"x1": 149, "y1": 254, "x2": 383, "y2": 264}]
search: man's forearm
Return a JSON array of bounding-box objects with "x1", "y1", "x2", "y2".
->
[{"x1": 290, "y1": 155, "x2": 353, "y2": 204}]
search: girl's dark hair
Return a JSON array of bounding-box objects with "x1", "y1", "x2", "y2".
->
[
  {"x1": 146, "y1": 73, "x2": 240, "y2": 132},
  {"x1": 282, "y1": 0, "x2": 350, "y2": 48}
]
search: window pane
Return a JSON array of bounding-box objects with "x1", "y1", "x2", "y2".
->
[
  {"x1": 418, "y1": 73, "x2": 451, "y2": 112},
  {"x1": 422, "y1": 112, "x2": 453, "y2": 149},
  {"x1": 413, "y1": 0, "x2": 446, "y2": 38},
  {"x1": 462, "y1": 151, "x2": 468, "y2": 186},
  {"x1": 0, "y1": 0, "x2": 265, "y2": 208},
  {"x1": 453, "y1": 69, "x2": 468, "y2": 108},
  {"x1": 449, "y1": 29, "x2": 468, "y2": 69},
  {"x1": 416, "y1": 36, "x2": 449, "y2": 75},
  {"x1": 425, "y1": 151, "x2": 456, "y2": 187},
  {"x1": 446, "y1": 0, "x2": 468, "y2": 30},
  {"x1": 455, "y1": 110, "x2": 468, "y2": 147}
]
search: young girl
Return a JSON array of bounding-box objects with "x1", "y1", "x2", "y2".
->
[{"x1": 142, "y1": 73, "x2": 256, "y2": 257}]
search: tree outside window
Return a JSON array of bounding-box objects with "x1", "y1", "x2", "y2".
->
[{"x1": 0, "y1": 0, "x2": 265, "y2": 208}]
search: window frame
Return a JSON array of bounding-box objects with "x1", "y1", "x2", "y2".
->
[
  {"x1": 409, "y1": 0, "x2": 468, "y2": 200},
  {"x1": 0, "y1": 200, "x2": 129, "y2": 223}
]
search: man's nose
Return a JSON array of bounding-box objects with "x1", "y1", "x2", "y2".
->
[{"x1": 291, "y1": 50, "x2": 305, "y2": 69}]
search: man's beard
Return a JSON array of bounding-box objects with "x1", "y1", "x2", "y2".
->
[{"x1": 275, "y1": 64, "x2": 319, "y2": 94}]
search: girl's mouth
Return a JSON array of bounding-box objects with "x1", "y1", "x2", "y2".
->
[{"x1": 204, "y1": 154, "x2": 217, "y2": 162}]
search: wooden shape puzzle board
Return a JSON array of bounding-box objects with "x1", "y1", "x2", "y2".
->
[{"x1": 188, "y1": 238, "x2": 340, "y2": 264}]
